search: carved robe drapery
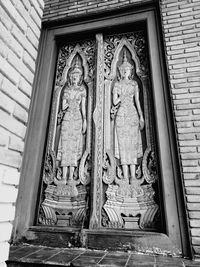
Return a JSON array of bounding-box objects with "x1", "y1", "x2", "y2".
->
[
  {"x1": 57, "y1": 85, "x2": 86, "y2": 167},
  {"x1": 114, "y1": 79, "x2": 142, "y2": 165}
]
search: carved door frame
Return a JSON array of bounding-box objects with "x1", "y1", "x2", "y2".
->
[{"x1": 13, "y1": 5, "x2": 191, "y2": 257}]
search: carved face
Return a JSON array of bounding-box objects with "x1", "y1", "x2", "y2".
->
[
  {"x1": 70, "y1": 72, "x2": 82, "y2": 85},
  {"x1": 120, "y1": 67, "x2": 132, "y2": 80}
]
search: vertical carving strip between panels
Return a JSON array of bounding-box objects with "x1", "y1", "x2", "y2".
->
[{"x1": 90, "y1": 34, "x2": 104, "y2": 229}]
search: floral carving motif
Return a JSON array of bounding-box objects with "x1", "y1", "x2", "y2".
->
[
  {"x1": 102, "y1": 151, "x2": 115, "y2": 185},
  {"x1": 43, "y1": 150, "x2": 56, "y2": 185},
  {"x1": 143, "y1": 147, "x2": 158, "y2": 184}
]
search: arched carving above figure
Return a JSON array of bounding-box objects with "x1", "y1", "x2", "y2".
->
[
  {"x1": 109, "y1": 38, "x2": 142, "y2": 79},
  {"x1": 104, "y1": 36, "x2": 147, "y2": 79},
  {"x1": 56, "y1": 41, "x2": 95, "y2": 88},
  {"x1": 60, "y1": 45, "x2": 90, "y2": 86}
]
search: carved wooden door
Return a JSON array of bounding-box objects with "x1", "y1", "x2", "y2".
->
[{"x1": 37, "y1": 30, "x2": 161, "y2": 232}]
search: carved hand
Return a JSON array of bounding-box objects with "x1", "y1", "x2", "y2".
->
[
  {"x1": 113, "y1": 97, "x2": 121, "y2": 106},
  {"x1": 82, "y1": 119, "x2": 87, "y2": 134},
  {"x1": 63, "y1": 102, "x2": 69, "y2": 110},
  {"x1": 139, "y1": 116, "x2": 145, "y2": 130},
  {"x1": 56, "y1": 160, "x2": 59, "y2": 168},
  {"x1": 116, "y1": 97, "x2": 121, "y2": 105}
]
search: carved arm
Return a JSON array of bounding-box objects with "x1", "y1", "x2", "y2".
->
[
  {"x1": 62, "y1": 99, "x2": 69, "y2": 110},
  {"x1": 81, "y1": 95, "x2": 87, "y2": 134},
  {"x1": 62, "y1": 87, "x2": 69, "y2": 111},
  {"x1": 113, "y1": 84, "x2": 121, "y2": 106},
  {"x1": 135, "y1": 84, "x2": 144, "y2": 130}
]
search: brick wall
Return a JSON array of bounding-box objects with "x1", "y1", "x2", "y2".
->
[
  {"x1": 160, "y1": 0, "x2": 200, "y2": 257},
  {"x1": 42, "y1": 0, "x2": 200, "y2": 257},
  {"x1": 0, "y1": 0, "x2": 44, "y2": 266},
  {"x1": 43, "y1": 0, "x2": 151, "y2": 22}
]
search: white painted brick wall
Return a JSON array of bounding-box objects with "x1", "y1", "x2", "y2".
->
[{"x1": 0, "y1": 0, "x2": 44, "y2": 265}]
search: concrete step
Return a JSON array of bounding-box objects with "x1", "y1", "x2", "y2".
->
[{"x1": 7, "y1": 244, "x2": 200, "y2": 267}]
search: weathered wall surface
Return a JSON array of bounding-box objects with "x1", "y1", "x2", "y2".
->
[
  {"x1": 42, "y1": 0, "x2": 200, "y2": 257},
  {"x1": 0, "y1": 0, "x2": 44, "y2": 266}
]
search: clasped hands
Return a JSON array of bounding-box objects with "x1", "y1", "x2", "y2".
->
[
  {"x1": 82, "y1": 119, "x2": 87, "y2": 134},
  {"x1": 139, "y1": 116, "x2": 145, "y2": 130},
  {"x1": 62, "y1": 102, "x2": 69, "y2": 110}
]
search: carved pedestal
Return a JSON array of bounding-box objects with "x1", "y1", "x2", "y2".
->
[
  {"x1": 103, "y1": 183, "x2": 158, "y2": 230},
  {"x1": 40, "y1": 184, "x2": 88, "y2": 227}
]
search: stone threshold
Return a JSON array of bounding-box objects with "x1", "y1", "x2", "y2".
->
[{"x1": 7, "y1": 244, "x2": 200, "y2": 267}]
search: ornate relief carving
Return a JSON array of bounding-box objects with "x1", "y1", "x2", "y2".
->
[
  {"x1": 38, "y1": 40, "x2": 95, "y2": 227},
  {"x1": 102, "y1": 147, "x2": 159, "y2": 230},
  {"x1": 39, "y1": 184, "x2": 88, "y2": 227},
  {"x1": 42, "y1": 150, "x2": 56, "y2": 185},
  {"x1": 102, "y1": 33, "x2": 160, "y2": 230},
  {"x1": 143, "y1": 147, "x2": 158, "y2": 184},
  {"x1": 79, "y1": 150, "x2": 91, "y2": 186},
  {"x1": 102, "y1": 150, "x2": 115, "y2": 185},
  {"x1": 112, "y1": 50, "x2": 144, "y2": 186},
  {"x1": 56, "y1": 40, "x2": 95, "y2": 87},
  {"x1": 104, "y1": 32, "x2": 148, "y2": 78},
  {"x1": 39, "y1": 31, "x2": 160, "y2": 231}
]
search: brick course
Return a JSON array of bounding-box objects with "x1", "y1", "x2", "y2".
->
[
  {"x1": 0, "y1": 0, "x2": 44, "y2": 266},
  {"x1": 43, "y1": 0, "x2": 151, "y2": 22}
]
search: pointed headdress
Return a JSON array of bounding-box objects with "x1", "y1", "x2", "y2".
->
[
  {"x1": 71, "y1": 56, "x2": 83, "y2": 75},
  {"x1": 118, "y1": 50, "x2": 133, "y2": 72}
]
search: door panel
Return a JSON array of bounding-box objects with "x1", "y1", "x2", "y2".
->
[
  {"x1": 37, "y1": 38, "x2": 96, "y2": 228},
  {"x1": 101, "y1": 31, "x2": 160, "y2": 231},
  {"x1": 37, "y1": 30, "x2": 161, "y2": 232}
]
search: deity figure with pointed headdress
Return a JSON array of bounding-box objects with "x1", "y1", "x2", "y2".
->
[
  {"x1": 57, "y1": 56, "x2": 87, "y2": 184},
  {"x1": 112, "y1": 50, "x2": 144, "y2": 185}
]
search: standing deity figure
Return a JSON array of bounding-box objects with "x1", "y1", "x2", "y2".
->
[
  {"x1": 57, "y1": 57, "x2": 87, "y2": 184},
  {"x1": 112, "y1": 51, "x2": 144, "y2": 185}
]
